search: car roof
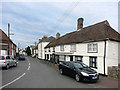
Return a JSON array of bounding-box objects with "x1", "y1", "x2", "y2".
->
[{"x1": 63, "y1": 61, "x2": 82, "y2": 64}]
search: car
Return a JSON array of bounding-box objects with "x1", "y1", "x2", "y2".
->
[
  {"x1": 0, "y1": 55, "x2": 17, "y2": 70},
  {"x1": 18, "y1": 55, "x2": 25, "y2": 60},
  {"x1": 59, "y1": 61, "x2": 99, "y2": 82},
  {"x1": 32, "y1": 54, "x2": 36, "y2": 58}
]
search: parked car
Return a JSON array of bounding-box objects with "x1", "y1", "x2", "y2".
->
[
  {"x1": 18, "y1": 55, "x2": 25, "y2": 60},
  {"x1": 59, "y1": 61, "x2": 99, "y2": 82},
  {"x1": 0, "y1": 55, "x2": 17, "y2": 70},
  {"x1": 32, "y1": 54, "x2": 36, "y2": 58}
]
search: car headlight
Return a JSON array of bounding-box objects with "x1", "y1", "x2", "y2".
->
[{"x1": 81, "y1": 72, "x2": 89, "y2": 76}]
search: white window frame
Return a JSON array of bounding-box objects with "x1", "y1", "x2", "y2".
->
[
  {"x1": 70, "y1": 44, "x2": 76, "y2": 52},
  {"x1": 60, "y1": 45, "x2": 64, "y2": 51},
  {"x1": 88, "y1": 43, "x2": 98, "y2": 53}
]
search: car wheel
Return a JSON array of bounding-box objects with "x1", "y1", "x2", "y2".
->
[
  {"x1": 59, "y1": 69, "x2": 64, "y2": 75},
  {"x1": 14, "y1": 63, "x2": 17, "y2": 67},
  {"x1": 6, "y1": 64, "x2": 9, "y2": 70},
  {"x1": 75, "y1": 74, "x2": 80, "y2": 82}
]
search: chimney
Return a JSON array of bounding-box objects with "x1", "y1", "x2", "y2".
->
[
  {"x1": 42, "y1": 35, "x2": 47, "y2": 39},
  {"x1": 56, "y1": 33, "x2": 60, "y2": 39},
  {"x1": 77, "y1": 18, "x2": 84, "y2": 30}
]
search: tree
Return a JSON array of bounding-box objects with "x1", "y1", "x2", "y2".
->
[{"x1": 26, "y1": 46, "x2": 31, "y2": 56}]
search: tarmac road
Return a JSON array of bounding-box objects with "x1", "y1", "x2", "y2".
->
[{"x1": 2, "y1": 56, "x2": 94, "y2": 88}]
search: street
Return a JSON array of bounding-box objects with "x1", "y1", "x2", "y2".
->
[{"x1": 2, "y1": 56, "x2": 94, "y2": 88}]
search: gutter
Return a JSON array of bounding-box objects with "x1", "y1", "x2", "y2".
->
[{"x1": 103, "y1": 40, "x2": 107, "y2": 76}]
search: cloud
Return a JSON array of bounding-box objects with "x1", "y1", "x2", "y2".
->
[{"x1": 1, "y1": 1, "x2": 118, "y2": 48}]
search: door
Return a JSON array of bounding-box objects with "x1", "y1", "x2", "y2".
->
[
  {"x1": 70, "y1": 56, "x2": 73, "y2": 61},
  {"x1": 65, "y1": 62, "x2": 76, "y2": 76}
]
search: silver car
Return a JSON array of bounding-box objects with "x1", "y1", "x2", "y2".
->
[{"x1": 0, "y1": 55, "x2": 17, "y2": 69}]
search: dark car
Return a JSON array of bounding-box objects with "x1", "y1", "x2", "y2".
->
[
  {"x1": 59, "y1": 61, "x2": 99, "y2": 82},
  {"x1": 18, "y1": 55, "x2": 25, "y2": 60}
]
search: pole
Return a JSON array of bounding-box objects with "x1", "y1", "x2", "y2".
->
[
  {"x1": 35, "y1": 42, "x2": 36, "y2": 55},
  {"x1": 8, "y1": 23, "x2": 10, "y2": 55}
]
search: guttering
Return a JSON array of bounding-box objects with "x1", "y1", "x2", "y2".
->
[{"x1": 103, "y1": 40, "x2": 107, "y2": 76}]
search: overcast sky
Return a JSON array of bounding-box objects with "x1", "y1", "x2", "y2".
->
[{"x1": 1, "y1": 0, "x2": 119, "y2": 49}]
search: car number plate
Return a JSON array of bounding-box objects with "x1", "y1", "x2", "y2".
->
[{"x1": 92, "y1": 76, "x2": 97, "y2": 79}]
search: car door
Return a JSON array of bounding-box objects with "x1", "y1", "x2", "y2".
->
[
  {"x1": 10, "y1": 56, "x2": 15, "y2": 66},
  {"x1": 6, "y1": 56, "x2": 12, "y2": 66},
  {"x1": 66, "y1": 62, "x2": 76, "y2": 77}
]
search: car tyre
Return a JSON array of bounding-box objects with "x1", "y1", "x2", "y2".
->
[
  {"x1": 6, "y1": 64, "x2": 9, "y2": 70},
  {"x1": 59, "y1": 69, "x2": 64, "y2": 75},
  {"x1": 75, "y1": 74, "x2": 80, "y2": 82},
  {"x1": 14, "y1": 62, "x2": 17, "y2": 67}
]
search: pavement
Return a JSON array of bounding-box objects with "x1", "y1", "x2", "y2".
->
[{"x1": 90, "y1": 76, "x2": 119, "y2": 88}]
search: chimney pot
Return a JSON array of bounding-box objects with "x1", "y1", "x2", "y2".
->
[{"x1": 77, "y1": 18, "x2": 84, "y2": 30}]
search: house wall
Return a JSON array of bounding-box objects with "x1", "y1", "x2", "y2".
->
[
  {"x1": 44, "y1": 40, "x2": 119, "y2": 75},
  {"x1": 38, "y1": 42, "x2": 49, "y2": 59},
  {"x1": 105, "y1": 40, "x2": 119, "y2": 75}
]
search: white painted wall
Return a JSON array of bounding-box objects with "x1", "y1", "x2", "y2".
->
[
  {"x1": 0, "y1": 50, "x2": 7, "y2": 56},
  {"x1": 44, "y1": 40, "x2": 119, "y2": 75},
  {"x1": 105, "y1": 40, "x2": 119, "y2": 74},
  {"x1": 38, "y1": 42, "x2": 49, "y2": 59}
]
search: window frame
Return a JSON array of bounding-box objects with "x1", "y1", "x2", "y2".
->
[
  {"x1": 75, "y1": 56, "x2": 83, "y2": 62},
  {"x1": 70, "y1": 44, "x2": 76, "y2": 52},
  {"x1": 89, "y1": 56, "x2": 97, "y2": 69},
  {"x1": 88, "y1": 43, "x2": 98, "y2": 53},
  {"x1": 60, "y1": 45, "x2": 64, "y2": 51}
]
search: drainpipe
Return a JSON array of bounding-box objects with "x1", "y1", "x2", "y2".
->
[{"x1": 103, "y1": 40, "x2": 107, "y2": 76}]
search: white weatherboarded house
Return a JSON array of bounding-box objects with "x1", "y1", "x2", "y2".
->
[
  {"x1": 45, "y1": 18, "x2": 120, "y2": 75},
  {"x1": 38, "y1": 36, "x2": 55, "y2": 60}
]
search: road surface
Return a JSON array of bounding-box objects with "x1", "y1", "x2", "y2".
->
[{"x1": 2, "y1": 56, "x2": 94, "y2": 88}]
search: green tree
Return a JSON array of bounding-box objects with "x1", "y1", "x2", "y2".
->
[{"x1": 26, "y1": 46, "x2": 31, "y2": 56}]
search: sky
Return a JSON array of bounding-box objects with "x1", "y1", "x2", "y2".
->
[{"x1": 1, "y1": 0, "x2": 119, "y2": 49}]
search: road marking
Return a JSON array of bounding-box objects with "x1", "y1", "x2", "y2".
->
[
  {"x1": 27, "y1": 65, "x2": 30, "y2": 71},
  {"x1": 0, "y1": 57, "x2": 31, "y2": 88},
  {"x1": 0, "y1": 73, "x2": 26, "y2": 89}
]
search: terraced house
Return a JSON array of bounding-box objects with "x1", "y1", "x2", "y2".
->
[{"x1": 44, "y1": 18, "x2": 120, "y2": 75}]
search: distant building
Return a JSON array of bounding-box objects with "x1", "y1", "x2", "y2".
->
[
  {"x1": 0, "y1": 29, "x2": 16, "y2": 57},
  {"x1": 45, "y1": 18, "x2": 120, "y2": 75},
  {"x1": 38, "y1": 36, "x2": 55, "y2": 60}
]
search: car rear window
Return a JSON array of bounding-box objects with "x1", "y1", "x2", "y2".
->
[{"x1": 0, "y1": 56, "x2": 4, "y2": 60}]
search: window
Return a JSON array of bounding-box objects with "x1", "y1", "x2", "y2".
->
[
  {"x1": 88, "y1": 43, "x2": 98, "y2": 52},
  {"x1": 71, "y1": 44, "x2": 76, "y2": 52},
  {"x1": 49, "y1": 48, "x2": 50, "y2": 52},
  {"x1": 66, "y1": 62, "x2": 74, "y2": 68},
  {"x1": 59, "y1": 55, "x2": 66, "y2": 61},
  {"x1": 60, "y1": 45, "x2": 64, "y2": 51},
  {"x1": 75, "y1": 56, "x2": 83, "y2": 62},
  {"x1": 53, "y1": 47, "x2": 55, "y2": 52},
  {"x1": 89, "y1": 56, "x2": 97, "y2": 69},
  {"x1": 6, "y1": 56, "x2": 10, "y2": 59}
]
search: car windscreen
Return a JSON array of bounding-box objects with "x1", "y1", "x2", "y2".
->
[
  {"x1": 74, "y1": 63, "x2": 88, "y2": 69},
  {"x1": 0, "y1": 56, "x2": 4, "y2": 60}
]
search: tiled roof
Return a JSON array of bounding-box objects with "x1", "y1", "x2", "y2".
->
[{"x1": 45, "y1": 20, "x2": 120, "y2": 48}]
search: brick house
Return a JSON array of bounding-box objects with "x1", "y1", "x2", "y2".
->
[{"x1": 0, "y1": 29, "x2": 16, "y2": 57}]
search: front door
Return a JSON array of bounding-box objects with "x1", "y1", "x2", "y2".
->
[{"x1": 70, "y1": 56, "x2": 73, "y2": 61}]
